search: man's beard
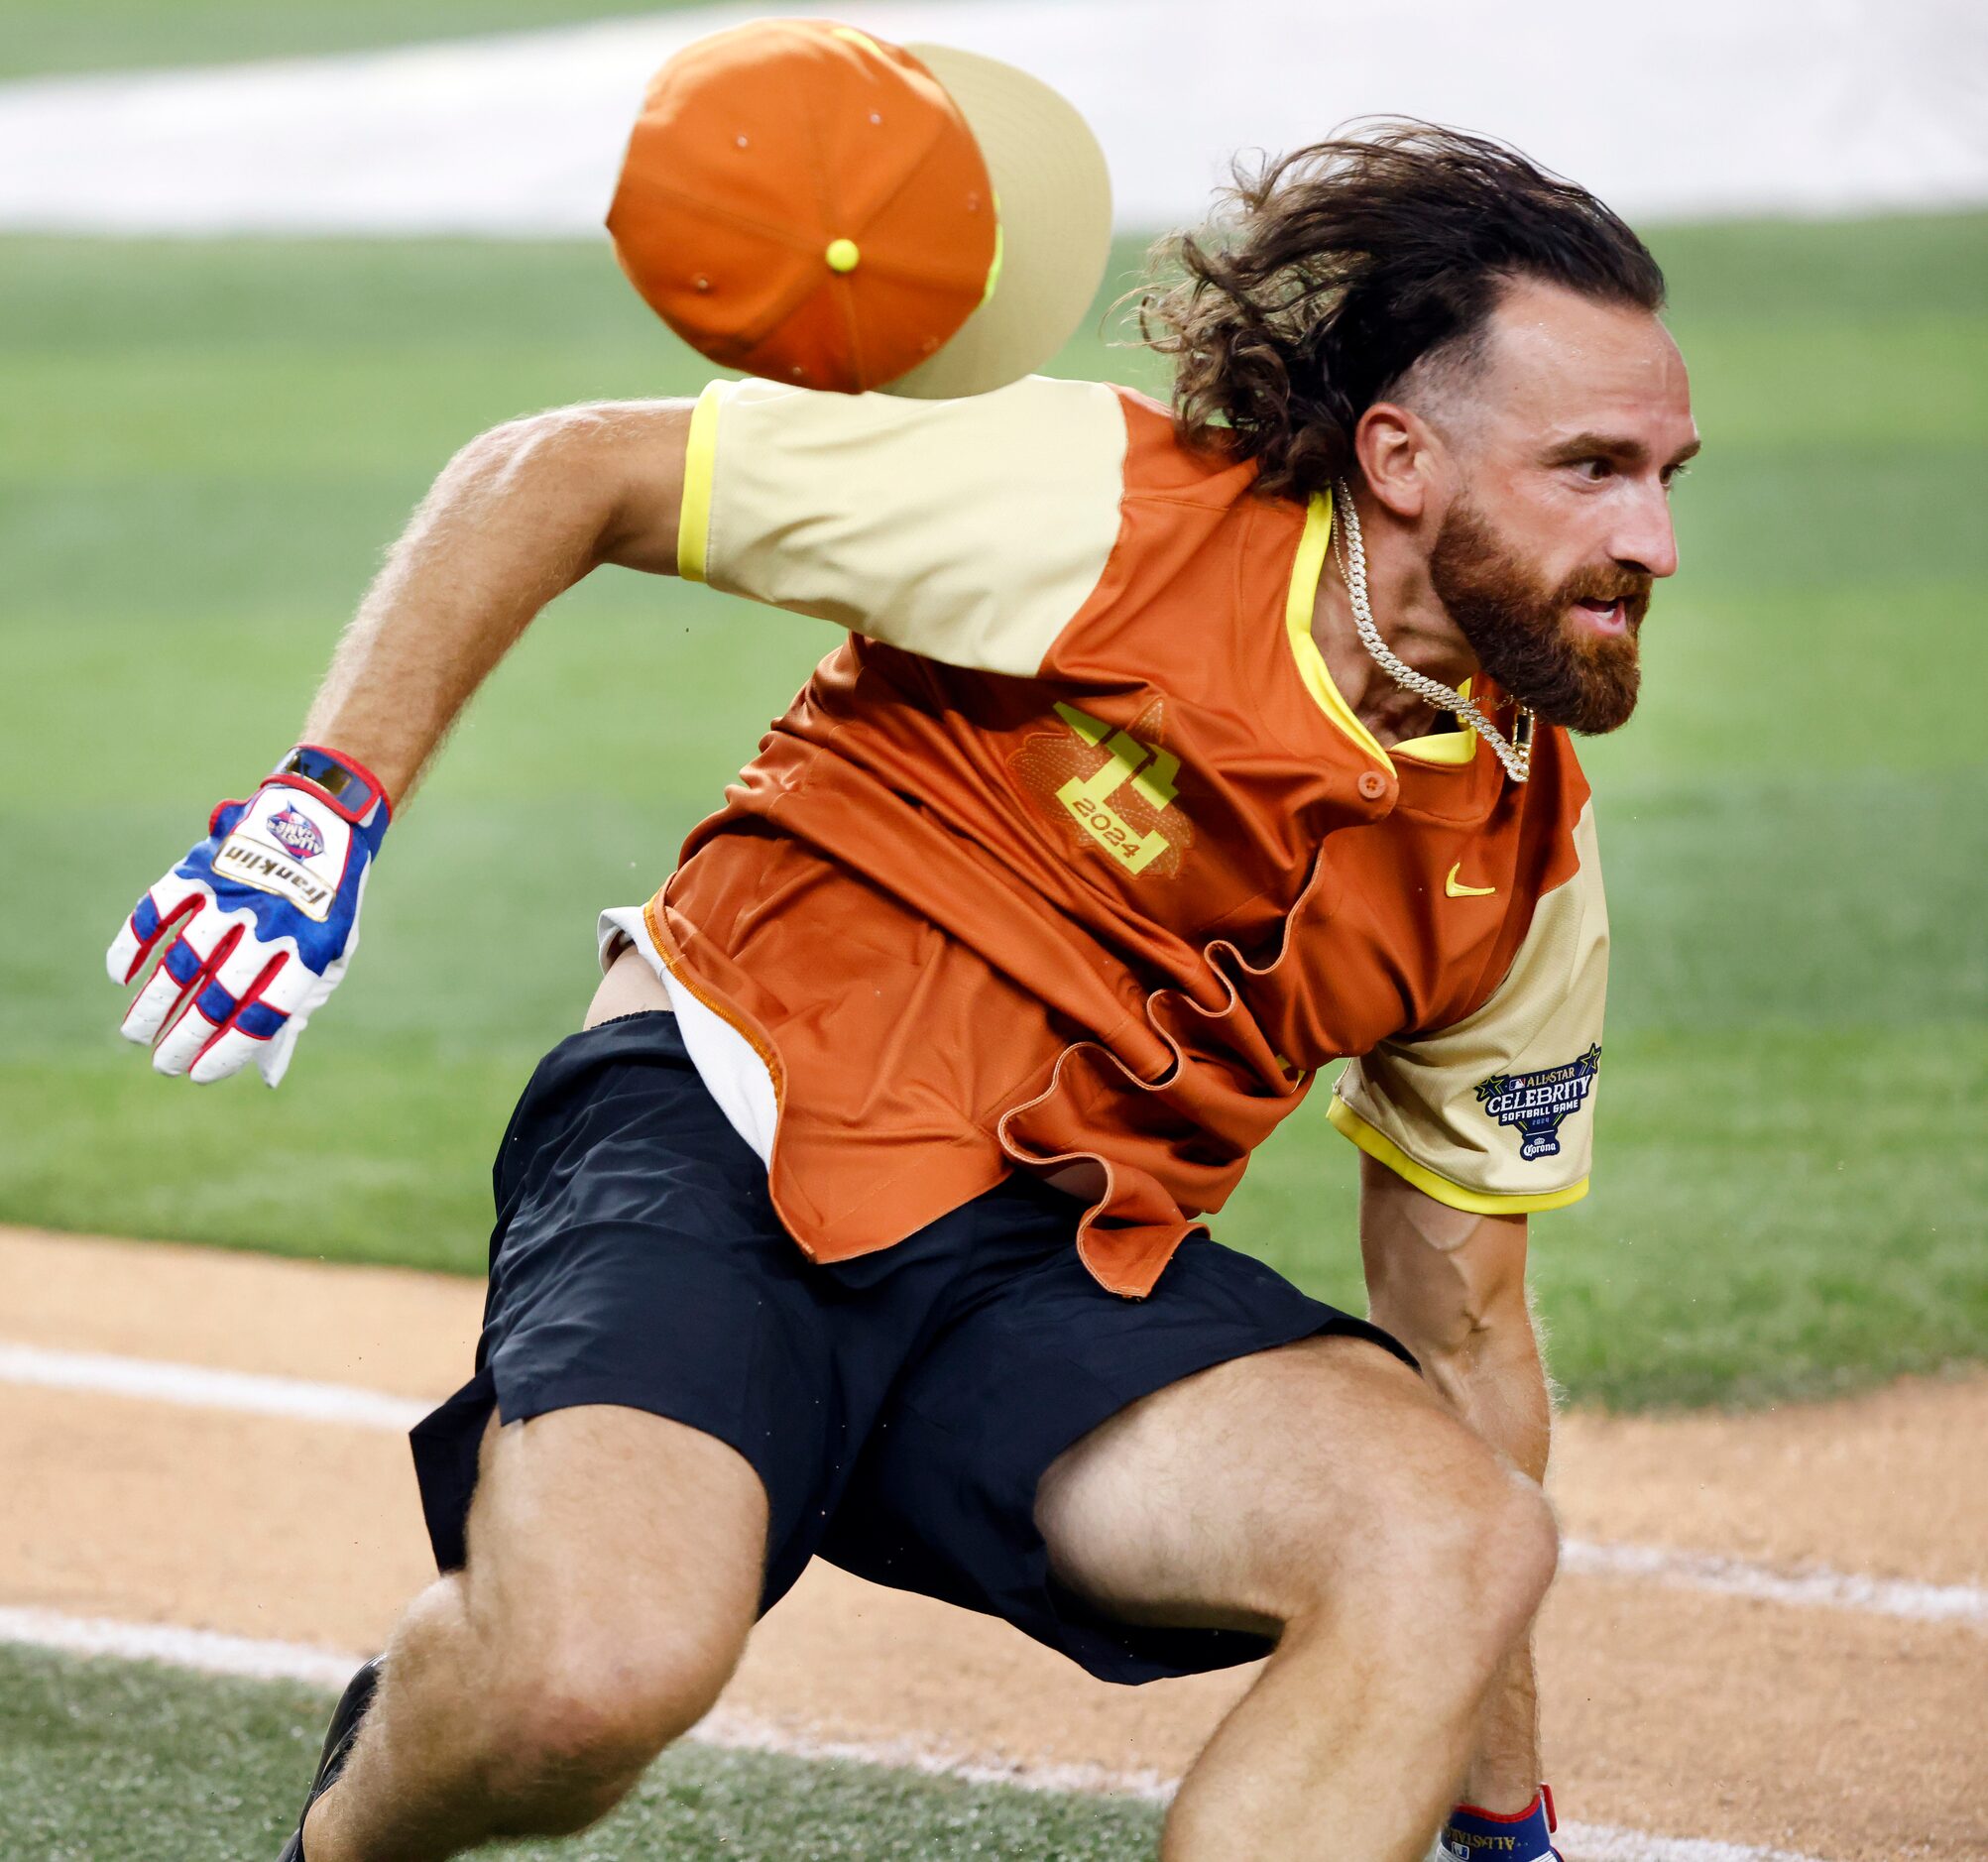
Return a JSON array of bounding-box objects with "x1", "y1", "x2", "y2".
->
[{"x1": 1427, "y1": 499, "x2": 1650, "y2": 735}]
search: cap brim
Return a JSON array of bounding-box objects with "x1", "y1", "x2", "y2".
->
[{"x1": 880, "y1": 44, "x2": 1112, "y2": 399}]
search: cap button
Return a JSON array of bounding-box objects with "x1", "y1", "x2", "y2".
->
[
  {"x1": 824, "y1": 238, "x2": 861, "y2": 275},
  {"x1": 1356, "y1": 769, "x2": 1389, "y2": 802}
]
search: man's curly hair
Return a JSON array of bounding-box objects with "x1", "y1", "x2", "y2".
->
[{"x1": 1136, "y1": 124, "x2": 1667, "y2": 502}]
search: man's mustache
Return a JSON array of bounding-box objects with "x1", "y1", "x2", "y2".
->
[{"x1": 1559, "y1": 567, "x2": 1654, "y2": 628}]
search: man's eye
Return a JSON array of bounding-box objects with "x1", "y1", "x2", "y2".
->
[
  {"x1": 1576, "y1": 459, "x2": 1612, "y2": 482},
  {"x1": 1662, "y1": 462, "x2": 1693, "y2": 489}
]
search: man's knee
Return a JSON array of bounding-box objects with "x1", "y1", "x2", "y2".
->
[
  {"x1": 1448, "y1": 1463, "x2": 1558, "y2": 1636},
  {"x1": 1353, "y1": 1449, "x2": 1557, "y2": 1653},
  {"x1": 450, "y1": 1406, "x2": 766, "y2": 1826},
  {"x1": 483, "y1": 1615, "x2": 744, "y2": 1828},
  {"x1": 1272, "y1": 1427, "x2": 1557, "y2": 1653},
  {"x1": 509, "y1": 1628, "x2": 732, "y2": 1762}
]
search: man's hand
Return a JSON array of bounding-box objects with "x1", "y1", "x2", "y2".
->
[{"x1": 107, "y1": 745, "x2": 390, "y2": 1087}]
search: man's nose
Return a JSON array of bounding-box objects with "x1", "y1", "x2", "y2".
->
[{"x1": 1613, "y1": 483, "x2": 1680, "y2": 581}]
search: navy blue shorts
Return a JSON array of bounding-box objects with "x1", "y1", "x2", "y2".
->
[{"x1": 410, "y1": 1011, "x2": 1409, "y2": 1685}]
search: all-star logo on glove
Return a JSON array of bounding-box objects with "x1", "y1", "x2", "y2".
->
[
  {"x1": 106, "y1": 744, "x2": 391, "y2": 1087},
  {"x1": 265, "y1": 803, "x2": 328, "y2": 864}
]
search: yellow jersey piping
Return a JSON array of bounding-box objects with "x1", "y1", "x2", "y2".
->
[
  {"x1": 1325, "y1": 1092, "x2": 1590, "y2": 1216},
  {"x1": 1287, "y1": 507, "x2": 1482, "y2": 770},
  {"x1": 1284, "y1": 491, "x2": 1393, "y2": 770},
  {"x1": 1394, "y1": 676, "x2": 1481, "y2": 766},
  {"x1": 1394, "y1": 732, "x2": 1477, "y2": 765},
  {"x1": 676, "y1": 380, "x2": 728, "y2": 583}
]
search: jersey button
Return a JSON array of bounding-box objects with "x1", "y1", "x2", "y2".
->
[{"x1": 1356, "y1": 770, "x2": 1389, "y2": 802}]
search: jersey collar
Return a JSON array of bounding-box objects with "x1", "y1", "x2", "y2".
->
[{"x1": 1284, "y1": 489, "x2": 1484, "y2": 772}]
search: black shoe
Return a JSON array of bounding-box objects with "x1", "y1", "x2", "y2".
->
[{"x1": 277, "y1": 1656, "x2": 384, "y2": 1861}]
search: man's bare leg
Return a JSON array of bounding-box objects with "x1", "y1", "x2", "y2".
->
[
  {"x1": 302, "y1": 1404, "x2": 767, "y2": 1862},
  {"x1": 1036, "y1": 1336, "x2": 1556, "y2": 1862}
]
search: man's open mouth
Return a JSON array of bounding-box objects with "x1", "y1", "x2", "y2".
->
[{"x1": 1572, "y1": 595, "x2": 1630, "y2": 636}]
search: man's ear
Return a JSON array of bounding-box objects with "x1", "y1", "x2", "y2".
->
[{"x1": 1352, "y1": 401, "x2": 1447, "y2": 523}]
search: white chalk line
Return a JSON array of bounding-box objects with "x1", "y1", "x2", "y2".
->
[
  {"x1": 4, "y1": 1338, "x2": 1981, "y2": 1633},
  {"x1": 1549, "y1": 1835, "x2": 1835, "y2": 1862},
  {"x1": 2, "y1": 0, "x2": 1984, "y2": 237},
  {"x1": 0, "y1": 1340, "x2": 430, "y2": 1432},
  {"x1": 1560, "y1": 1538, "x2": 1988, "y2": 1628},
  {"x1": 0, "y1": 1606, "x2": 1839, "y2": 1862},
  {"x1": 0, "y1": 1605, "x2": 363, "y2": 1690}
]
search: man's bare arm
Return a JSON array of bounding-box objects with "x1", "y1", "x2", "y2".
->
[
  {"x1": 303, "y1": 400, "x2": 694, "y2": 802},
  {"x1": 105, "y1": 401, "x2": 703, "y2": 1087},
  {"x1": 1355, "y1": 1153, "x2": 1550, "y2": 1812}
]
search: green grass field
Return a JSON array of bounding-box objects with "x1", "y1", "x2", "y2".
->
[
  {"x1": 2, "y1": 211, "x2": 1984, "y2": 1412},
  {"x1": 0, "y1": 1644, "x2": 1161, "y2": 1860},
  {"x1": 0, "y1": 0, "x2": 717, "y2": 81},
  {"x1": 1, "y1": 9, "x2": 1985, "y2": 1857}
]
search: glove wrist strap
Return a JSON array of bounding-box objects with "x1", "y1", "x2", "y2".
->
[{"x1": 267, "y1": 744, "x2": 392, "y2": 825}]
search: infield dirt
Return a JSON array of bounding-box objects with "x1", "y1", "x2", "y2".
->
[{"x1": 2, "y1": 1225, "x2": 1982, "y2": 1861}]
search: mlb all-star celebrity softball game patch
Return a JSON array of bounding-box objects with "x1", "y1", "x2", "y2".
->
[{"x1": 1475, "y1": 1045, "x2": 1601, "y2": 1162}]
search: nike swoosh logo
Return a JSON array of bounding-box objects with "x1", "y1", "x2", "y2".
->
[{"x1": 1445, "y1": 863, "x2": 1497, "y2": 898}]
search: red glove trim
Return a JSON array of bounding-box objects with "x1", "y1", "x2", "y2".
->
[
  {"x1": 1451, "y1": 1790, "x2": 1547, "y2": 1824},
  {"x1": 258, "y1": 744, "x2": 395, "y2": 825},
  {"x1": 297, "y1": 743, "x2": 393, "y2": 814}
]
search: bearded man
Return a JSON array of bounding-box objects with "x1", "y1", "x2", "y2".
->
[{"x1": 110, "y1": 120, "x2": 1696, "y2": 1862}]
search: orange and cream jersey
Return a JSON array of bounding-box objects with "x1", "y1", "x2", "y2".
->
[{"x1": 601, "y1": 373, "x2": 1608, "y2": 1298}]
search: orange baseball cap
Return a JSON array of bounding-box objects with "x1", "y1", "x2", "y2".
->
[{"x1": 607, "y1": 20, "x2": 1111, "y2": 398}]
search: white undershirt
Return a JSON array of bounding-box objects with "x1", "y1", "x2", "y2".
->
[{"x1": 595, "y1": 906, "x2": 779, "y2": 1165}]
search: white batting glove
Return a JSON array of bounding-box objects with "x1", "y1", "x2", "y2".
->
[{"x1": 107, "y1": 744, "x2": 392, "y2": 1087}]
